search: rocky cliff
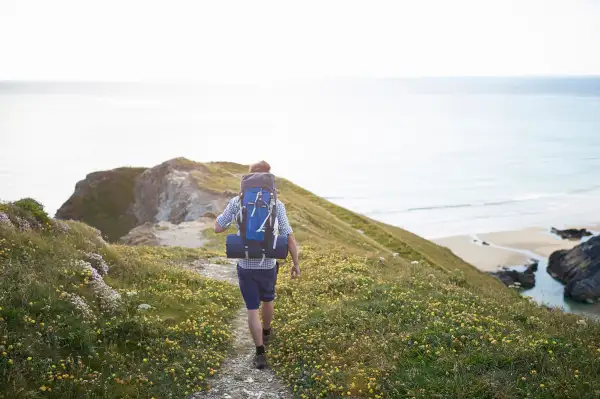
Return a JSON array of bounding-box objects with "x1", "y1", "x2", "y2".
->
[
  {"x1": 56, "y1": 158, "x2": 234, "y2": 241},
  {"x1": 55, "y1": 167, "x2": 147, "y2": 241},
  {"x1": 132, "y1": 158, "x2": 230, "y2": 225},
  {"x1": 548, "y1": 235, "x2": 600, "y2": 302}
]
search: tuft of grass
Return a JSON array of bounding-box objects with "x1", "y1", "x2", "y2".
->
[
  {"x1": 11, "y1": 198, "x2": 52, "y2": 227},
  {"x1": 0, "y1": 202, "x2": 239, "y2": 398}
]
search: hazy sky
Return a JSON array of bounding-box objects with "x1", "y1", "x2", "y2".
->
[{"x1": 1, "y1": 0, "x2": 599, "y2": 82}]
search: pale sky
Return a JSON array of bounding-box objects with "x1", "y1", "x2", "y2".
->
[{"x1": 1, "y1": 0, "x2": 599, "y2": 82}]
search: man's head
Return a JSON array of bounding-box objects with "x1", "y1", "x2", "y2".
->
[{"x1": 249, "y1": 160, "x2": 271, "y2": 174}]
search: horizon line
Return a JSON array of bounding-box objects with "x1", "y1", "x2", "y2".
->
[{"x1": 2, "y1": 74, "x2": 600, "y2": 85}]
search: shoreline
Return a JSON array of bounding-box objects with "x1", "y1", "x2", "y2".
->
[{"x1": 434, "y1": 223, "x2": 600, "y2": 272}]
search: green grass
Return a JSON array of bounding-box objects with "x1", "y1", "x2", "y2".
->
[
  {"x1": 23, "y1": 159, "x2": 600, "y2": 398},
  {"x1": 190, "y1": 161, "x2": 247, "y2": 195},
  {"x1": 0, "y1": 203, "x2": 240, "y2": 398},
  {"x1": 186, "y1": 163, "x2": 600, "y2": 398},
  {"x1": 269, "y1": 247, "x2": 600, "y2": 399}
]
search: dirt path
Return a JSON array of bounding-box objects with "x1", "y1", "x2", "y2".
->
[
  {"x1": 155, "y1": 220, "x2": 209, "y2": 248},
  {"x1": 191, "y1": 261, "x2": 293, "y2": 399},
  {"x1": 120, "y1": 219, "x2": 211, "y2": 248}
]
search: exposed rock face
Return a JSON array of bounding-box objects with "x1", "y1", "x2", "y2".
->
[
  {"x1": 551, "y1": 227, "x2": 593, "y2": 240},
  {"x1": 133, "y1": 159, "x2": 230, "y2": 225},
  {"x1": 55, "y1": 167, "x2": 147, "y2": 241},
  {"x1": 548, "y1": 235, "x2": 600, "y2": 302}
]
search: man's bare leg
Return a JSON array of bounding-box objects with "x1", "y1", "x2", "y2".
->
[
  {"x1": 261, "y1": 301, "x2": 274, "y2": 330},
  {"x1": 247, "y1": 309, "x2": 263, "y2": 346}
]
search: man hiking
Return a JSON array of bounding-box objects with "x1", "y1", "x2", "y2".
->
[{"x1": 213, "y1": 160, "x2": 300, "y2": 369}]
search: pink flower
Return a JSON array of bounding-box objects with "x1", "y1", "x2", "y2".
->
[
  {"x1": 63, "y1": 293, "x2": 94, "y2": 321},
  {"x1": 0, "y1": 213, "x2": 12, "y2": 228},
  {"x1": 72, "y1": 260, "x2": 121, "y2": 313},
  {"x1": 84, "y1": 253, "x2": 109, "y2": 275},
  {"x1": 52, "y1": 220, "x2": 70, "y2": 234},
  {"x1": 15, "y1": 217, "x2": 31, "y2": 231}
]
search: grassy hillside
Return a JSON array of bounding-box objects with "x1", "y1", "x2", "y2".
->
[
  {"x1": 191, "y1": 162, "x2": 600, "y2": 398},
  {"x1": 11, "y1": 159, "x2": 600, "y2": 398},
  {"x1": 271, "y1": 248, "x2": 600, "y2": 398},
  {"x1": 0, "y1": 200, "x2": 239, "y2": 398},
  {"x1": 192, "y1": 162, "x2": 519, "y2": 293}
]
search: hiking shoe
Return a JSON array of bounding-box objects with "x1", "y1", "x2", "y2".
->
[
  {"x1": 263, "y1": 328, "x2": 273, "y2": 345},
  {"x1": 253, "y1": 353, "x2": 267, "y2": 369}
]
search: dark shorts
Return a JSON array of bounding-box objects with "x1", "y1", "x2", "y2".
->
[{"x1": 237, "y1": 264, "x2": 278, "y2": 310}]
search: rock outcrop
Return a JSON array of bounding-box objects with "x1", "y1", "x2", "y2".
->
[
  {"x1": 132, "y1": 159, "x2": 230, "y2": 225},
  {"x1": 548, "y1": 234, "x2": 600, "y2": 302},
  {"x1": 491, "y1": 260, "x2": 538, "y2": 289},
  {"x1": 55, "y1": 167, "x2": 147, "y2": 241},
  {"x1": 550, "y1": 227, "x2": 593, "y2": 240},
  {"x1": 56, "y1": 158, "x2": 235, "y2": 242}
]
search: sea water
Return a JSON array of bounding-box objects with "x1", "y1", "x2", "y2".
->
[
  {"x1": 2, "y1": 78, "x2": 600, "y2": 240},
  {"x1": 473, "y1": 233, "x2": 600, "y2": 320}
]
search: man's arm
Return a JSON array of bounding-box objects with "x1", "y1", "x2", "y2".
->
[
  {"x1": 214, "y1": 198, "x2": 238, "y2": 234},
  {"x1": 276, "y1": 201, "x2": 300, "y2": 278},
  {"x1": 287, "y1": 233, "x2": 300, "y2": 278}
]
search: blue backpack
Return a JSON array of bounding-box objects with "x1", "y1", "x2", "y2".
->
[{"x1": 225, "y1": 172, "x2": 289, "y2": 260}]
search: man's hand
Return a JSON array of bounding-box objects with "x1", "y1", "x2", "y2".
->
[
  {"x1": 287, "y1": 234, "x2": 300, "y2": 279},
  {"x1": 214, "y1": 220, "x2": 227, "y2": 233},
  {"x1": 288, "y1": 234, "x2": 300, "y2": 279},
  {"x1": 291, "y1": 262, "x2": 300, "y2": 279}
]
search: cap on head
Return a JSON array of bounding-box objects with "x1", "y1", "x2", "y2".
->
[{"x1": 249, "y1": 160, "x2": 271, "y2": 173}]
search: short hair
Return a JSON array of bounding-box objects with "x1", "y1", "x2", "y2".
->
[{"x1": 249, "y1": 160, "x2": 271, "y2": 173}]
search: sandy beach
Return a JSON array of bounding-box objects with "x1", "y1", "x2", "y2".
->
[
  {"x1": 434, "y1": 235, "x2": 530, "y2": 271},
  {"x1": 434, "y1": 224, "x2": 600, "y2": 272}
]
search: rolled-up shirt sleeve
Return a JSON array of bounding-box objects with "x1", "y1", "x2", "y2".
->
[
  {"x1": 216, "y1": 197, "x2": 239, "y2": 229},
  {"x1": 276, "y1": 200, "x2": 293, "y2": 236}
]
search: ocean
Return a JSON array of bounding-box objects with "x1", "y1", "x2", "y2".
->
[{"x1": 2, "y1": 78, "x2": 600, "y2": 239}]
